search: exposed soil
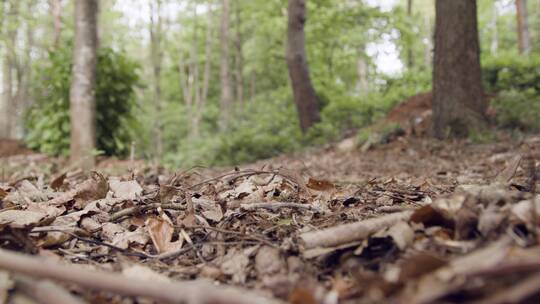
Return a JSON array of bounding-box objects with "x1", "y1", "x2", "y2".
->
[
  {"x1": 0, "y1": 98, "x2": 539, "y2": 303},
  {"x1": 0, "y1": 139, "x2": 34, "y2": 158}
]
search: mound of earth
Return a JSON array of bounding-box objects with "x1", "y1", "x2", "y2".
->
[
  {"x1": 0, "y1": 139, "x2": 34, "y2": 158},
  {"x1": 385, "y1": 91, "x2": 432, "y2": 136}
]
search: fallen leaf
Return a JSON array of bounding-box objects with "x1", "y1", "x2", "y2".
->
[
  {"x1": 146, "y1": 217, "x2": 183, "y2": 254},
  {"x1": 0, "y1": 210, "x2": 47, "y2": 229},
  {"x1": 109, "y1": 179, "x2": 143, "y2": 200}
]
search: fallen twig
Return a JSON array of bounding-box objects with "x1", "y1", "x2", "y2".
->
[
  {"x1": 0, "y1": 248, "x2": 282, "y2": 304},
  {"x1": 110, "y1": 202, "x2": 185, "y2": 222},
  {"x1": 300, "y1": 211, "x2": 413, "y2": 249},
  {"x1": 241, "y1": 202, "x2": 320, "y2": 212}
]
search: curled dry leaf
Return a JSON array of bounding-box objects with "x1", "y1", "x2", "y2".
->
[
  {"x1": 47, "y1": 172, "x2": 108, "y2": 206},
  {"x1": 146, "y1": 217, "x2": 183, "y2": 254}
]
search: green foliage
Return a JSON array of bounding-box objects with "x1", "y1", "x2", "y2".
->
[
  {"x1": 482, "y1": 54, "x2": 540, "y2": 94},
  {"x1": 25, "y1": 46, "x2": 139, "y2": 156},
  {"x1": 164, "y1": 88, "x2": 302, "y2": 167},
  {"x1": 491, "y1": 89, "x2": 540, "y2": 131},
  {"x1": 481, "y1": 54, "x2": 540, "y2": 132}
]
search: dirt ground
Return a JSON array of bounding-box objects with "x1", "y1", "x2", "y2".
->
[{"x1": 0, "y1": 99, "x2": 539, "y2": 303}]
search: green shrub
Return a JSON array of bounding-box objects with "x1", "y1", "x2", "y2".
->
[
  {"x1": 491, "y1": 89, "x2": 540, "y2": 131},
  {"x1": 25, "y1": 46, "x2": 140, "y2": 156},
  {"x1": 163, "y1": 87, "x2": 302, "y2": 167},
  {"x1": 483, "y1": 54, "x2": 540, "y2": 93}
]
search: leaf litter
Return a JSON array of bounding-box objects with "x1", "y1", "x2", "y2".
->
[{"x1": 0, "y1": 134, "x2": 538, "y2": 303}]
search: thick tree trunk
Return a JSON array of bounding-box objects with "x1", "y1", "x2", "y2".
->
[
  {"x1": 515, "y1": 0, "x2": 531, "y2": 55},
  {"x1": 69, "y1": 0, "x2": 98, "y2": 169},
  {"x1": 219, "y1": 0, "x2": 233, "y2": 130},
  {"x1": 149, "y1": 0, "x2": 163, "y2": 158},
  {"x1": 286, "y1": 0, "x2": 321, "y2": 133},
  {"x1": 432, "y1": 0, "x2": 486, "y2": 139}
]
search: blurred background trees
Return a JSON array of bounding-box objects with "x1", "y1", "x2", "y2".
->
[{"x1": 0, "y1": 0, "x2": 539, "y2": 167}]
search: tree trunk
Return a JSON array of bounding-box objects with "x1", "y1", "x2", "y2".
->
[
  {"x1": 233, "y1": 2, "x2": 244, "y2": 107},
  {"x1": 219, "y1": 0, "x2": 233, "y2": 130},
  {"x1": 1, "y1": 1, "x2": 18, "y2": 139},
  {"x1": 423, "y1": 14, "x2": 432, "y2": 70},
  {"x1": 356, "y1": 45, "x2": 368, "y2": 95},
  {"x1": 1, "y1": 55, "x2": 13, "y2": 139},
  {"x1": 286, "y1": 0, "x2": 321, "y2": 133},
  {"x1": 406, "y1": 0, "x2": 414, "y2": 70},
  {"x1": 432, "y1": 0, "x2": 486, "y2": 139},
  {"x1": 194, "y1": 7, "x2": 214, "y2": 138},
  {"x1": 69, "y1": 0, "x2": 98, "y2": 169},
  {"x1": 149, "y1": 0, "x2": 163, "y2": 158},
  {"x1": 49, "y1": 0, "x2": 62, "y2": 48},
  {"x1": 515, "y1": 0, "x2": 531, "y2": 55},
  {"x1": 491, "y1": 2, "x2": 498, "y2": 54}
]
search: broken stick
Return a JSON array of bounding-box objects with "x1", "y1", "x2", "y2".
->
[
  {"x1": 0, "y1": 249, "x2": 281, "y2": 304},
  {"x1": 300, "y1": 211, "x2": 413, "y2": 249}
]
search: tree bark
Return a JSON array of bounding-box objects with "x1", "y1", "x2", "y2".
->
[
  {"x1": 406, "y1": 0, "x2": 414, "y2": 70},
  {"x1": 432, "y1": 0, "x2": 486, "y2": 139},
  {"x1": 149, "y1": 0, "x2": 163, "y2": 158},
  {"x1": 1, "y1": 54, "x2": 13, "y2": 139},
  {"x1": 286, "y1": 0, "x2": 321, "y2": 133},
  {"x1": 219, "y1": 0, "x2": 233, "y2": 130},
  {"x1": 69, "y1": 0, "x2": 98, "y2": 169},
  {"x1": 233, "y1": 2, "x2": 244, "y2": 106},
  {"x1": 1, "y1": 1, "x2": 18, "y2": 139},
  {"x1": 515, "y1": 0, "x2": 531, "y2": 55},
  {"x1": 356, "y1": 45, "x2": 368, "y2": 95},
  {"x1": 491, "y1": 2, "x2": 499, "y2": 54},
  {"x1": 423, "y1": 14, "x2": 432, "y2": 70},
  {"x1": 49, "y1": 0, "x2": 62, "y2": 48}
]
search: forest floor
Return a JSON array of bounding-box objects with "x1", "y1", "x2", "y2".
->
[{"x1": 0, "y1": 102, "x2": 539, "y2": 303}]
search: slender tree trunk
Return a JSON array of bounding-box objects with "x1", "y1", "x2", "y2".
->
[
  {"x1": 149, "y1": 0, "x2": 163, "y2": 158},
  {"x1": 406, "y1": 0, "x2": 414, "y2": 70},
  {"x1": 249, "y1": 71, "x2": 256, "y2": 103},
  {"x1": 491, "y1": 2, "x2": 499, "y2": 54},
  {"x1": 423, "y1": 15, "x2": 432, "y2": 70},
  {"x1": 233, "y1": 2, "x2": 244, "y2": 107},
  {"x1": 49, "y1": 0, "x2": 62, "y2": 48},
  {"x1": 286, "y1": 0, "x2": 321, "y2": 133},
  {"x1": 432, "y1": 0, "x2": 486, "y2": 139},
  {"x1": 69, "y1": 0, "x2": 98, "y2": 169},
  {"x1": 219, "y1": 0, "x2": 233, "y2": 130},
  {"x1": 2, "y1": 1, "x2": 19, "y2": 139},
  {"x1": 193, "y1": 7, "x2": 214, "y2": 138},
  {"x1": 515, "y1": 0, "x2": 531, "y2": 55},
  {"x1": 356, "y1": 45, "x2": 368, "y2": 94},
  {"x1": 1, "y1": 56, "x2": 13, "y2": 139}
]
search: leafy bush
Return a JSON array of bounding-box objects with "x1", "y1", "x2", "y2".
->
[
  {"x1": 482, "y1": 54, "x2": 540, "y2": 94},
  {"x1": 491, "y1": 89, "x2": 540, "y2": 131},
  {"x1": 163, "y1": 87, "x2": 302, "y2": 167},
  {"x1": 482, "y1": 55, "x2": 540, "y2": 132},
  {"x1": 25, "y1": 46, "x2": 139, "y2": 156}
]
